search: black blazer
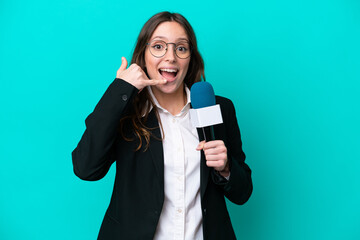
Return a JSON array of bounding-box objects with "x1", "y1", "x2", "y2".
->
[{"x1": 72, "y1": 79, "x2": 252, "y2": 240}]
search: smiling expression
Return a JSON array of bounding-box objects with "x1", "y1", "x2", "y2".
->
[{"x1": 145, "y1": 21, "x2": 191, "y2": 97}]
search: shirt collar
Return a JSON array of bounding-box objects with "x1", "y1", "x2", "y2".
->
[{"x1": 146, "y1": 85, "x2": 191, "y2": 116}]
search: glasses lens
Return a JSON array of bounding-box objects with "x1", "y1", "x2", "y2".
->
[
  {"x1": 175, "y1": 41, "x2": 191, "y2": 59},
  {"x1": 149, "y1": 40, "x2": 167, "y2": 57},
  {"x1": 148, "y1": 40, "x2": 191, "y2": 59}
]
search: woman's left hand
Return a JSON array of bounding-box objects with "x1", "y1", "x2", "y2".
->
[{"x1": 196, "y1": 140, "x2": 230, "y2": 177}]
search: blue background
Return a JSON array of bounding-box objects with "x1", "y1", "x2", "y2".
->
[{"x1": 1, "y1": 0, "x2": 359, "y2": 239}]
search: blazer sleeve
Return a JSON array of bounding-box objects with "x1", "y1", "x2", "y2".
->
[
  {"x1": 211, "y1": 98, "x2": 253, "y2": 205},
  {"x1": 72, "y1": 78, "x2": 138, "y2": 181}
]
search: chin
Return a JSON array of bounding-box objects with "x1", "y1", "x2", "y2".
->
[
  {"x1": 155, "y1": 85, "x2": 177, "y2": 94},
  {"x1": 154, "y1": 81, "x2": 183, "y2": 95}
]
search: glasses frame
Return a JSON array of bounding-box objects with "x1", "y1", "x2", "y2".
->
[{"x1": 146, "y1": 40, "x2": 192, "y2": 59}]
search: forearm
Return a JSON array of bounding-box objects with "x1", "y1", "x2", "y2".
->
[
  {"x1": 72, "y1": 78, "x2": 137, "y2": 180},
  {"x1": 212, "y1": 96, "x2": 253, "y2": 204}
]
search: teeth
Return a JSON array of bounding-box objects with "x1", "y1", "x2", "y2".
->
[{"x1": 160, "y1": 68, "x2": 178, "y2": 73}]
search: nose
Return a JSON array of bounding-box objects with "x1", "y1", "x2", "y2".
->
[{"x1": 164, "y1": 44, "x2": 176, "y2": 62}]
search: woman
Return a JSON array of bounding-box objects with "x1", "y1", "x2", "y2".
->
[{"x1": 72, "y1": 11, "x2": 252, "y2": 240}]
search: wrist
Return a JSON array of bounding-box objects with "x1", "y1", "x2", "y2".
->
[{"x1": 218, "y1": 162, "x2": 230, "y2": 177}]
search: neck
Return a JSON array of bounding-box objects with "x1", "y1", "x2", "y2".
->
[{"x1": 151, "y1": 85, "x2": 187, "y2": 116}]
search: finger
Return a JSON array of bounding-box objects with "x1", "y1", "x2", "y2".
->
[
  {"x1": 204, "y1": 153, "x2": 227, "y2": 162},
  {"x1": 196, "y1": 141, "x2": 206, "y2": 150},
  {"x1": 204, "y1": 147, "x2": 226, "y2": 156},
  {"x1": 203, "y1": 140, "x2": 225, "y2": 150},
  {"x1": 119, "y1": 57, "x2": 128, "y2": 71},
  {"x1": 206, "y1": 159, "x2": 225, "y2": 168},
  {"x1": 145, "y1": 79, "x2": 167, "y2": 86},
  {"x1": 128, "y1": 63, "x2": 141, "y2": 71}
]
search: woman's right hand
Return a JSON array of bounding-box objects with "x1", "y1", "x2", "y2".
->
[{"x1": 116, "y1": 57, "x2": 166, "y2": 91}]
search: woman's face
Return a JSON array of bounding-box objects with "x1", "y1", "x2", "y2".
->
[{"x1": 145, "y1": 21, "x2": 190, "y2": 97}]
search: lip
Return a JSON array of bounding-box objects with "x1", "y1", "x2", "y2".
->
[
  {"x1": 160, "y1": 74, "x2": 176, "y2": 83},
  {"x1": 158, "y1": 67, "x2": 179, "y2": 82}
]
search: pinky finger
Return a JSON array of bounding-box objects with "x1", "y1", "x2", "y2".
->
[{"x1": 147, "y1": 79, "x2": 167, "y2": 85}]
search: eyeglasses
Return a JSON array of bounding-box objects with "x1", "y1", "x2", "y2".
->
[{"x1": 147, "y1": 40, "x2": 191, "y2": 59}]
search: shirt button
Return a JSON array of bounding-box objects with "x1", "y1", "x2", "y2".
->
[
  {"x1": 177, "y1": 209, "x2": 182, "y2": 213},
  {"x1": 122, "y1": 94, "x2": 128, "y2": 101},
  {"x1": 172, "y1": 118, "x2": 176, "y2": 123}
]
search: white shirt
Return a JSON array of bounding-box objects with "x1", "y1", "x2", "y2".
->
[{"x1": 148, "y1": 86, "x2": 203, "y2": 240}]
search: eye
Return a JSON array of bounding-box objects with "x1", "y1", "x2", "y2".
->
[
  {"x1": 176, "y1": 42, "x2": 190, "y2": 53},
  {"x1": 150, "y1": 41, "x2": 166, "y2": 51},
  {"x1": 153, "y1": 44, "x2": 163, "y2": 50},
  {"x1": 177, "y1": 46, "x2": 188, "y2": 52}
]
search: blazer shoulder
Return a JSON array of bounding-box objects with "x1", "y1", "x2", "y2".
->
[
  {"x1": 215, "y1": 95, "x2": 233, "y2": 104},
  {"x1": 215, "y1": 95, "x2": 235, "y2": 110}
]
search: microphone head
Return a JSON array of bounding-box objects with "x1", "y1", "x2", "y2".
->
[{"x1": 190, "y1": 82, "x2": 216, "y2": 109}]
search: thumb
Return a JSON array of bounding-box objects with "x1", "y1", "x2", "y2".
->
[
  {"x1": 196, "y1": 141, "x2": 205, "y2": 151},
  {"x1": 119, "y1": 57, "x2": 128, "y2": 71}
]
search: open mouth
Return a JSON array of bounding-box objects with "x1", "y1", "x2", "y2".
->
[{"x1": 159, "y1": 68, "x2": 178, "y2": 81}]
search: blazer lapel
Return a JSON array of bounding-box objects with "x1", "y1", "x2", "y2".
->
[
  {"x1": 145, "y1": 109, "x2": 210, "y2": 200},
  {"x1": 146, "y1": 110, "x2": 164, "y2": 190}
]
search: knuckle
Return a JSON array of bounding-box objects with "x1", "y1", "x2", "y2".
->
[{"x1": 129, "y1": 64, "x2": 136, "y2": 70}]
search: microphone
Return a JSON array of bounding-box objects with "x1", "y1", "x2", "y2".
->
[{"x1": 190, "y1": 82, "x2": 223, "y2": 141}]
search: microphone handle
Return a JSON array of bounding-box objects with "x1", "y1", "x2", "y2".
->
[{"x1": 202, "y1": 126, "x2": 215, "y2": 141}]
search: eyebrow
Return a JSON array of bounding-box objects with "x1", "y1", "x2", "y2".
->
[{"x1": 151, "y1": 36, "x2": 189, "y2": 42}]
